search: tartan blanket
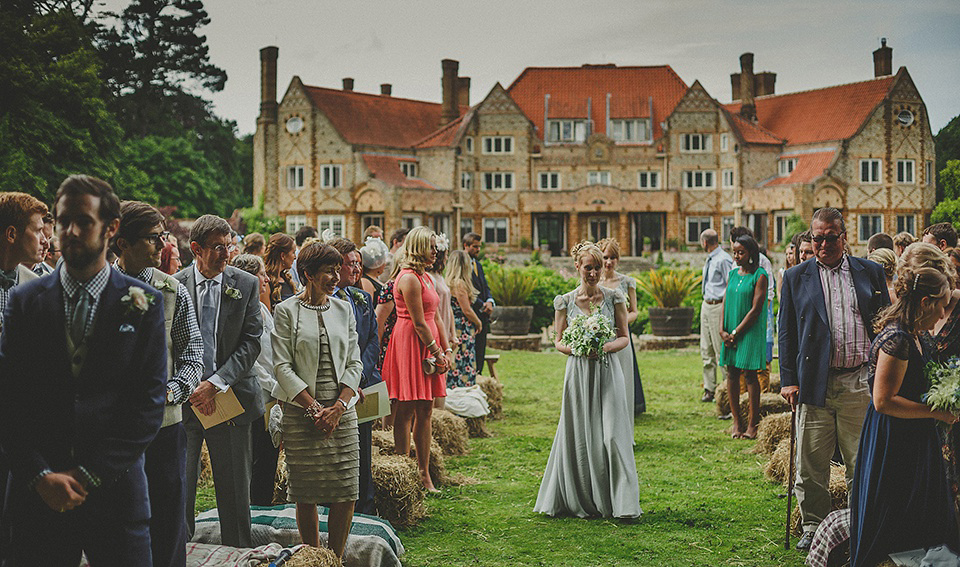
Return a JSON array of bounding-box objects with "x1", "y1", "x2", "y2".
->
[{"x1": 806, "y1": 508, "x2": 850, "y2": 567}]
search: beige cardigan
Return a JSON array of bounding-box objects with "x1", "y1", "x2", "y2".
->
[{"x1": 271, "y1": 295, "x2": 362, "y2": 406}]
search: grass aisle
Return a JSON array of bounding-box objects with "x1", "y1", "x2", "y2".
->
[{"x1": 401, "y1": 348, "x2": 807, "y2": 567}]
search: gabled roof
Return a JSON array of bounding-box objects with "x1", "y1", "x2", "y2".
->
[
  {"x1": 361, "y1": 154, "x2": 435, "y2": 189},
  {"x1": 760, "y1": 150, "x2": 838, "y2": 187},
  {"x1": 506, "y1": 65, "x2": 689, "y2": 141},
  {"x1": 414, "y1": 113, "x2": 469, "y2": 149},
  {"x1": 303, "y1": 86, "x2": 465, "y2": 148},
  {"x1": 722, "y1": 109, "x2": 783, "y2": 145},
  {"x1": 724, "y1": 76, "x2": 896, "y2": 146}
]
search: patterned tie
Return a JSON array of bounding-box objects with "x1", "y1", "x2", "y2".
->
[
  {"x1": 199, "y1": 279, "x2": 218, "y2": 377},
  {"x1": 702, "y1": 256, "x2": 710, "y2": 296},
  {"x1": 336, "y1": 288, "x2": 348, "y2": 301},
  {"x1": 71, "y1": 289, "x2": 91, "y2": 346}
]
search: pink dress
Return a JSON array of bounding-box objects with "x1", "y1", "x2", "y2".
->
[{"x1": 382, "y1": 269, "x2": 447, "y2": 401}]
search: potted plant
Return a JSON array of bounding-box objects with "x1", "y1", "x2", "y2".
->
[
  {"x1": 487, "y1": 267, "x2": 537, "y2": 335},
  {"x1": 637, "y1": 268, "x2": 701, "y2": 336}
]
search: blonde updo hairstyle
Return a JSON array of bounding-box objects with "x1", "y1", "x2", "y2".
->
[
  {"x1": 399, "y1": 226, "x2": 436, "y2": 273},
  {"x1": 867, "y1": 248, "x2": 897, "y2": 280},
  {"x1": 874, "y1": 242, "x2": 951, "y2": 334},
  {"x1": 571, "y1": 240, "x2": 603, "y2": 269},
  {"x1": 597, "y1": 237, "x2": 620, "y2": 260}
]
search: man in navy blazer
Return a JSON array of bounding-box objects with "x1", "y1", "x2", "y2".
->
[
  {"x1": 0, "y1": 175, "x2": 167, "y2": 566},
  {"x1": 463, "y1": 233, "x2": 495, "y2": 374},
  {"x1": 329, "y1": 238, "x2": 382, "y2": 515},
  {"x1": 778, "y1": 207, "x2": 890, "y2": 550}
]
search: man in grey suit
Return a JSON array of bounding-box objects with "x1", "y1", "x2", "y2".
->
[{"x1": 175, "y1": 215, "x2": 263, "y2": 548}]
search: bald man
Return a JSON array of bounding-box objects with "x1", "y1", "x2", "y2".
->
[{"x1": 699, "y1": 228, "x2": 733, "y2": 402}]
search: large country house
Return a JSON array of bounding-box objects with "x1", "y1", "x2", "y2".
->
[{"x1": 252, "y1": 40, "x2": 935, "y2": 255}]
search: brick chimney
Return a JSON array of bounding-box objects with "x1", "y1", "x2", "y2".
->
[
  {"x1": 457, "y1": 77, "x2": 471, "y2": 108},
  {"x1": 739, "y1": 53, "x2": 756, "y2": 122},
  {"x1": 259, "y1": 46, "x2": 278, "y2": 121},
  {"x1": 755, "y1": 72, "x2": 776, "y2": 96},
  {"x1": 873, "y1": 38, "x2": 893, "y2": 77},
  {"x1": 441, "y1": 59, "x2": 459, "y2": 125},
  {"x1": 380, "y1": 83, "x2": 392, "y2": 96},
  {"x1": 342, "y1": 78, "x2": 354, "y2": 91}
]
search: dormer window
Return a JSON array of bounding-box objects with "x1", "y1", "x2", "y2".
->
[
  {"x1": 400, "y1": 161, "x2": 418, "y2": 177},
  {"x1": 778, "y1": 159, "x2": 797, "y2": 176},
  {"x1": 610, "y1": 119, "x2": 650, "y2": 143},
  {"x1": 547, "y1": 120, "x2": 587, "y2": 143}
]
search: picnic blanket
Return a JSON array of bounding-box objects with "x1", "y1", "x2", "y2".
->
[
  {"x1": 80, "y1": 543, "x2": 305, "y2": 567},
  {"x1": 193, "y1": 504, "x2": 404, "y2": 566},
  {"x1": 806, "y1": 508, "x2": 850, "y2": 567}
]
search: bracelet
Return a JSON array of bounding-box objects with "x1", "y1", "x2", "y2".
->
[
  {"x1": 303, "y1": 399, "x2": 322, "y2": 419},
  {"x1": 445, "y1": 347, "x2": 453, "y2": 353},
  {"x1": 426, "y1": 339, "x2": 437, "y2": 350}
]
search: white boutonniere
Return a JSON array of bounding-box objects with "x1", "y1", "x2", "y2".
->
[
  {"x1": 153, "y1": 279, "x2": 177, "y2": 293},
  {"x1": 121, "y1": 286, "x2": 153, "y2": 315},
  {"x1": 351, "y1": 289, "x2": 368, "y2": 308},
  {"x1": 224, "y1": 285, "x2": 242, "y2": 300}
]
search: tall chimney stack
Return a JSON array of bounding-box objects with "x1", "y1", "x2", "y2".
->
[
  {"x1": 441, "y1": 59, "x2": 459, "y2": 125},
  {"x1": 342, "y1": 78, "x2": 354, "y2": 91},
  {"x1": 259, "y1": 46, "x2": 279, "y2": 121},
  {"x1": 380, "y1": 83, "x2": 392, "y2": 96},
  {"x1": 755, "y1": 72, "x2": 776, "y2": 96},
  {"x1": 457, "y1": 77, "x2": 471, "y2": 108},
  {"x1": 873, "y1": 38, "x2": 893, "y2": 77},
  {"x1": 739, "y1": 52, "x2": 756, "y2": 122}
]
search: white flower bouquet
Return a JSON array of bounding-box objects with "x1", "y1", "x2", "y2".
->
[
  {"x1": 560, "y1": 305, "x2": 615, "y2": 363},
  {"x1": 924, "y1": 356, "x2": 960, "y2": 428}
]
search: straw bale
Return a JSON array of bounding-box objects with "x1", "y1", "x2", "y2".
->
[
  {"x1": 199, "y1": 442, "x2": 213, "y2": 485},
  {"x1": 716, "y1": 382, "x2": 730, "y2": 416},
  {"x1": 477, "y1": 375, "x2": 503, "y2": 419},
  {"x1": 752, "y1": 412, "x2": 792, "y2": 456},
  {"x1": 788, "y1": 464, "x2": 847, "y2": 536},
  {"x1": 734, "y1": 392, "x2": 790, "y2": 425},
  {"x1": 371, "y1": 454, "x2": 427, "y2": 528},
  {"x1": 257, "y1": 545, "x2": 341, "y2": 567},
  {"x1": 464, "y1": 416, "x2": 491, "y2": 438},
  {"x1": 717, "y1": 375, "x2": 783, "y2": 416},
  {"x1": 430, "y1": 409, "x2": 470, "y2": 455},
  {"x1": 769, "y1": 373, "x2": 780, "y2": 393},
  {"x1": 765, "y1": 437, "x2": 792, "y2": 485},
  {"x1": 371, "y1": 430, "x2": 449, "y2": 486}
]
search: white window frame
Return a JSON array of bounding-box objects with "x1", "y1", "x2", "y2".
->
[
  {"x1": 637, "y1": 171, "x2": 659, "y2": 189},
  {"x1": 285, "y1": 214, "x2": 307, "y2": 234},
  {"x1": 587, "y1": 171, "x2": 611, "y2": 185},
  {"x1": 538, "y1": 172, "x2": 561, "y2": 190},
  {"x1": 481, "y1": 136, "x2": 514, "y2": 154},
  {"x1": 320, "y1": 164, "x2": 342, "y2": 188},
  {"x1": 687, "y1": 216, "x2": 713, "y2": 244},
  {"x1": 778, "y1": 158, "x2": 797, "y2": 176},
  {"x1": 681, "y1": 133, "x2": 712, "y2": 153},
  {"x1": 722, "y1": 168, "x2": 735, "y2": 188},
  {"x1": 610, "y1": 119, "x2": 650, "y2": 143},
  {"x1": 460, "y1": 218, "x2": 474, "y2": 240},
  {"x1": 286, "y1": 165, "x2": 305, "y2": 189},
  {"x1": 465, "y1": 137, "x2": 474, "y2": 154},
  {"x1": 482, "y1": 172, "x2": 514, "y2": 190},
  {"x1": 858, "y1": 214, "x2": 883, "y2": 241},
  {"x1": 401, "y1": 215, "x2": 422, "y2": 230},
  {"x1": 588, "y1": 217, "x2": 609, "y2": 241},
  {"x1": 720, "y1": 134, "x2": 729, "y2": 152},
  {"x1": 897, "y1": 214, "x2": 915, "y2": 234},
  {"x1": 927, "y1": 160, "x2": 934, "y2": 186},
  {"x1": 682, "y1": 170, "x2": 715, "y2": 189},
  {"x1": 316, "y1": 214, "x2": 345, "y2": 237},
  {"x1": 721, "y1": 216, "x2": 735, "y2": 243},
  {"x1": 773, "y1": 211, "x2": 793, "y2": 244},
  {"x1": 483, "y1": 217, "x2": 508, "y2": 244},
  {"x1": 860, "y1": 159, "x2": 882, "y2": 184},
  {"x1": 896, "y1": 159, "x2": 915, "y2": 184},
  {"x1": 460, "y1": 172, "x2": 474, "y2": 190},
  {"x1": 547, "y1": 120, "x2": 587, "y2": 143},
  {"x1": 400, "y1": 161, "x2": 418, "y2": 177}
]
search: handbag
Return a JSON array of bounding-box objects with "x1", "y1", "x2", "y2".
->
[{"x1": 422, "y1": 356, "x2": 438, "y2": 375}]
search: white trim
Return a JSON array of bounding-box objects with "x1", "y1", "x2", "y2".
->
[
  {"x1": 686, "y1": 216, "x2": 713, "y2": 244},
  {"x1": 316, "y1": 214, "x2": 345, "y2": 237},
  {"x1": 483, "y1": 217, "x2": 508, "y2": 244},
  {"x1": 721, "y1": 168, "x2": 735, "y2": 188},
  {"x1": 320, "y1": 164, "x2": 342, "y2": 188},
  {"x1": 682, "y1": 170, "x2": 715, "y2": 189},
  {"x1": 896, "y1": 159, "x2": 915, "y2": 184},
  {"x1": 285, "y1": 214, "x2": 307, "y2": 234},
  {"x1": 857, "y1": 214, "x2": 883, "y2": 241},
  {"x1": 482, "y1": 172, "x2": 515, "y2": 190},
  {"x1": 587, "y1": 171, "x2": 611, "y2": 185},
  {"x1": 481, "y1": 136, "x2": 514, "y2": 155},
  {"x1": 680, "y1": 133, "x2": 711, "y2": 153},
  {"x1": 286, "y1": 165, "x2": 305, "y2": 189},
  {"x1": 538, "y1": 171, "x2": 561, "y2": 190},
  {"x1": 637, "y1": 171, "x2": 659, "y2": 189},
  {"x1": 859, "y1": 159, "x2": 882, "y2": 184}
]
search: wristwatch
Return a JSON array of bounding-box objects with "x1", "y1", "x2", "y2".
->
[{"x1": 336, "y1": 398, "x2": 348, "y2": 410}]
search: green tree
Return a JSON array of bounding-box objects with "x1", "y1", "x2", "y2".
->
[
  {"x1": 782, "y1": 214, "x2": 808, "y2": 249},
  {"x1": 935, "y1": 115, "x2": 960, "y2": 201},
  {"x1": 940, "y1": 160, "x2": 960, "y2": 200},
  {"x1": 930, "y1": 197, "x2": 960, "y2": 233}
]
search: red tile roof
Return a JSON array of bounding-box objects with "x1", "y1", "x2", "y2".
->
[
  {"x1": 414, "y1": 113, "x2": 469, "y2": 149},
  {"x1": 506, "y1": 65, "x2": 689, "y2": 141},
  {"x1": 724, "y1": 76, "x2": 895, "y2": 146},
  {"x1": 760, "y1": 150, "x2": 838, "y2": 187},
  {"x1": 304, "y1": 86, "x2": 465, "y2": 148},
  {"x1": 722, "y1": 109, "x2": 783, "y2": 145},
  {"x1": 361, "y1": 154, "x2": 435, "y2": 189}
]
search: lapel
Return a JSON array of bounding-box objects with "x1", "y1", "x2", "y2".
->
[
  {"x1": 217, "y1": 268, "x2": 236, "y2": 358},
  {"x1": 847, "y1": 257, "x2": 874, "y2": 330},
  {"x1": 294, "y1": 300, "x2": 320, "y2": 384},
  {"x1": 800, "y1": 260, "x2": 828, "y2": 326},
  {"x1": 79, "y1": 268, "x2": 126, "y2": 379},
  {"x1": 39, "y1": 266, "x2": 70, "y2": 373},
  {"x1": 184, "y1": 267, "x2": 198, "y2": 307}
]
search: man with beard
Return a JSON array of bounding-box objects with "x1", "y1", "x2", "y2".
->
[
  {"x1": 0, "y1": 175, "x2": 167, "y2": 566},
  {"x1": 113, "y1": 201, "x2": 203, "y2": 567}
]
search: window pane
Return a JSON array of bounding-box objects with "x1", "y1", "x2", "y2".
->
[
  {"x1": 504, "y1": 138, "x2": 512, "y2": 152},
  {"x1": 504, "y1": 174, "x2": 513, "y2": 189}
]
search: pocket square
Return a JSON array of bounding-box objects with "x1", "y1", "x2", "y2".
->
[{"x1": 119, "y1": 323, "x2": 136, "y2": 333}]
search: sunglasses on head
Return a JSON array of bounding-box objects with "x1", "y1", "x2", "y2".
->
[{"x1": 811, "y1": 232, "x2": 845, "y2": 244}]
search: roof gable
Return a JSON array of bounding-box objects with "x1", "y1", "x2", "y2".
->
[
  {"x1": 506, "y1": 65, "x2": 688, "y2": 141},
  {"x1": 724, "y1": 76, "x2": 895, "y2": 146}
]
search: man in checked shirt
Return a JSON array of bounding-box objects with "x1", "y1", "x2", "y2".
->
[
  {"x1": 778, "y1": 207, "x2": 890, "y2": 551},
  {"x1": 113, "y1": 201, "x2": 203, "y2": 567}
]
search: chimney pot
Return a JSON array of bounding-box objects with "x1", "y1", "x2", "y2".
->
[
  {"x1": 457, "y1": 76, "x2": 471, "y2": 108},
  {"x1": 739, "y1": 53, "x2": 756, "y2": 121},
  {"x1": 873, "y1": 38, "x2": 893, "y2": 77},
  {"x1": 342, "y1": 78, "x2": 354, "y2": 91},
  {"x1": 380, "y1": 83, "x2": 392, "y2": 96},
  {"x1": 259, "y1": 46, "x2": 279, "y2": 121},
  {"x1": 440, "y1": 59, "x2": 460, "y2": 126}
]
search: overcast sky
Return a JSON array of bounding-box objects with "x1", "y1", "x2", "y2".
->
[{"x1": 105, "y1": 0, "x2": 960, "y2": 137}]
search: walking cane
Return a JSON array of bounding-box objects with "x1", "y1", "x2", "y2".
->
[{"x1": 785, "y1": 401, "x2": 797, "y2": 550}]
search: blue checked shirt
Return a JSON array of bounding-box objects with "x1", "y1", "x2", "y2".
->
[{"x1": 60, "y1": 264, "x2": 111, "y2": 341}]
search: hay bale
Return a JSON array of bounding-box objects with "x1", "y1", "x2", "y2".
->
[
  {"x1": 769, "y1": 373, "x2": 780, "y2": 393},
  {"x1": 371, "y1": 454, "x2": 427, "y2": 528},
  {"x1": 257, "y1": 544, "x2": 341, "y2": 567},
  {"x1": 765, "y1": 437, "x2": 792, "y2": 485},
  {"x1": 735, "y1": 392, "x2": 790, "y2": 426},
  {"x1": 753, "y1": 412, "x2": 792, "y2": 456},
  {"x1": 199, "y1": 442, "x2": 213, "y2": 485},
  {"x1": 371, "y1": 430, "x2": 449, "y2": 487},
  {"x1": 788, "y1": 464, "x2": 848, "y2": 536},
  {"x1": 715, "y1": 382, "x2": 730, "y2": 416},
  {"x1": 273, "y1": 449, "x2": 289, "y2": 505},
  {"x1": 464, "y1": 416, "x2": 491, "y2": 438},
  {"x1": 430, "y1": 409, "x2": 470, "y2": 455},
  {"x1": 477, "y1": 375, "x2": 503, "y2": 419}
]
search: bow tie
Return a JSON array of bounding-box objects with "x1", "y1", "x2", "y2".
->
[{"x1": 0, "y1": 269, "x2": 18, "y2": 291}]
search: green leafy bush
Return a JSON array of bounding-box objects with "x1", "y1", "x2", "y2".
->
[
  {"x1": 636, "y1": 268, "x2": 702, "y2": 308},
  {"x1": 523, "y1": 265, "x2": 579, "y2": 333},
  {"x1": 487, "y1": 267, "x2": 538, "y2": 306}
]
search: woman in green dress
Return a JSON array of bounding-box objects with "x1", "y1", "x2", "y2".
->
[{"x1": 720, "y1": 235, "x2": 768, "y2": 439}]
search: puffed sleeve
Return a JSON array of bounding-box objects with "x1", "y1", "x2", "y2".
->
[
  {"x1": 611, "y1": 288, "x2": 627, "y2": 305},
  {"x1": 878, "y1": 329, "x2": 911, "y2": 361},
  {"x1": 623, "y1": 274, "x2": 637, "y2": 290},
  {"x1": 553, "y1": 294, "x2": 567, "y2": 311}
]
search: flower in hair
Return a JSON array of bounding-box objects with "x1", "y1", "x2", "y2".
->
[
  {"x1": 320, "y1": 228, "x2": 336, "y2": 242},
  {"x1": 435, "y1": 233, "x2": 450, "y2": 252}
]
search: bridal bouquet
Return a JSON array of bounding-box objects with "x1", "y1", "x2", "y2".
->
[
  {"x1": 924, "y1": 356, "x2": 960, "y2": 428},
  {"x1": 561, "y1": 306, "x2": 615, "y2": 363}
]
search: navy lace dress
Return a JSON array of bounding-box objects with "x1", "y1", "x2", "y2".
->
[{"x1": 849, "y1": 323, "x2": 959, "y2": 567}]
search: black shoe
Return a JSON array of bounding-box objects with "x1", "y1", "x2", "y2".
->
[
  {"x1": 795, "y1": 531, "x2": 814, "y2": 551},
  {"x1": 701, "y1": 390, "x2": 715, "y2": 402}
]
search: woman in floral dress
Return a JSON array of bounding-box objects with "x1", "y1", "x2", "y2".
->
[{"x1": 445, "y1": 250, "x2": 482, "y2": 388}]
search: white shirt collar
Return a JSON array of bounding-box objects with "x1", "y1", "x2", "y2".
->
[{"x1": 193, "y1": 264, "x2": 224, "y2": 287}]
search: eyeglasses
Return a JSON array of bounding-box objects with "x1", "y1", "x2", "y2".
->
[
  {"x1": 202, "y1": 242, "x2": 239, "y2": 255},
  {"x1": 141, "y1": 231, "x2": 171, "y2": 247},
  {"x1": 811, "y1": 232, "x2": 845, "y2": 244}
]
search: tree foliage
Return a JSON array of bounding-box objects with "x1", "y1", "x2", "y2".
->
[
  {"x1": 935, "y1": 115, "x2": 960, "y2": 201},
  {"x1": 930, "y1": 197, "x2": 960, "y2": 233},
  {"x1": 940, "y1": 160, "x2": 960, "y2": 201}
]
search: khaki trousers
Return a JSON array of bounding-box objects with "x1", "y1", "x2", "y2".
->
[
  {"x1": 700, "y1": 301, "x2": 726, "y2": 393},
  {"x1": 794, "y1": 365, "x2": 870, "y2": 532}
]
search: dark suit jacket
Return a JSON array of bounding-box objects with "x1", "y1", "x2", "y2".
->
[
  {"x1": 175, "y1": 265, "x2": 264, "y2": 424},
  {"x1": 345, "y1": 286, "x2": 382, "y2": 389},
  {"x1": 777, "y1": 256, "x2": 890, "y2": 407},
  {"x1": 0, "y1": 266, "x2": 167, "y2": 491},
  {"x1": 470, "y1": 257, "x2": 493, "y2": 322}
]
